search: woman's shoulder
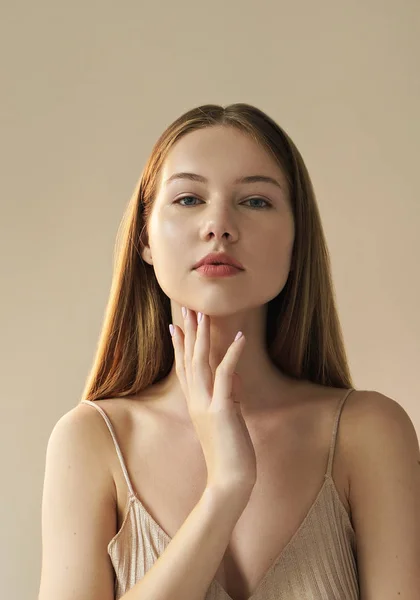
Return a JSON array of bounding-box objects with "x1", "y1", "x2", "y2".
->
[
  {"x1": 77, "y1": 394, "x2": 160, "y2": 440},
  {"x1": 334, "y1": 388, "x2": 417, "y2": 463}
]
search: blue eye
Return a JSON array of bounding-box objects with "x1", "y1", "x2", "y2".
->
[
  {"x1": 246, "y1": 197, "x2": 271, "y2": 209},
  {"x1": 176, "y1": 196, "x2": 200, "y2": 207},
  {"x1": 175, "y1": 196, "x2": 271, "y2": 209}
]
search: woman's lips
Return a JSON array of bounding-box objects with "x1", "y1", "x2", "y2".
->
[{"x1": 194, "y1": 264, "x2": 243, "y2": 277}]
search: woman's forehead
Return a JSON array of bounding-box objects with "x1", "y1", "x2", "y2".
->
[{"x1": 159, "y1": 127, "x2": 287, "y2": 188}]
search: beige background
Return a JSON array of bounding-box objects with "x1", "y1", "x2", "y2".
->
[{"x1": 1, "y1": 1, "x2": 419, "y2": 598}]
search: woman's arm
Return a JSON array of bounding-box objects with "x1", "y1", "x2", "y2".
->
[
  {"x1": 344, "y1": 391, "x2": 420, "y2": 599},
  {"x1": 121, "y1": 485, "x2": 249, "y2": 600},
  {"x1": 38, "y1": 406, "x2": 117, "y2": 600}
]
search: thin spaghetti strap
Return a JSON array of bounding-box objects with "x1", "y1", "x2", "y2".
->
[
  {"x1": 325, "y1": 388, "x2": 355, "y2": 478},
  {"x1": 80, "y1": 400, "x2": 136, "y2": 498}
]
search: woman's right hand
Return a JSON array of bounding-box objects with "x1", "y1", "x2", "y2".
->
[{"x1": 170, "y1": 307, "x2": 257, "y2": 497}]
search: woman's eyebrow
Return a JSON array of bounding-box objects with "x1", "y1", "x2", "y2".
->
[{"x1": 164, "y1": 172, "x2": 284, "y2": 191}]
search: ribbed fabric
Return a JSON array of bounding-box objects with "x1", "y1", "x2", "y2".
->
[{"x1": 81, "y1": 388, "x2": 359, "y2": 599}]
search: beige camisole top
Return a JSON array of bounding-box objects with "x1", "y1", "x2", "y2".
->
[{"x1": 81, "y1": 388, "x2": 359, "y2": 599}]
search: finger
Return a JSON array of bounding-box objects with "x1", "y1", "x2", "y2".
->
[
  {"x1": 211, "y1": 332, "x2": 246, "y2": 412},
  {"x1": 231, "y1": 372, "x2": 244, "y2": 418},
  {"x1": 170, "y1": 324, "x2": 188, "y2": 400},
  {"x1": 183, "y1": 307, "x2": 196, "y2": 391},
  {"x1": 191, "y1": 312, "x2": 213, "y2": 410},
  {"x1": 231, "y1": 371, "x2": 241, "y2": 401}
]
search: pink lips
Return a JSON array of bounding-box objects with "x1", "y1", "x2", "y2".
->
[
  {"x1": 193, "y1": 251, "x2": 244, "y2": 271},
  {"x1": 195, "y1": 264, "x2": 242, "y2": 277}
]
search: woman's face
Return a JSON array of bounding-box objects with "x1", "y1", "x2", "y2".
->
[{"x1": 141, "y1": 125, "x2": 295, "y2": 317}]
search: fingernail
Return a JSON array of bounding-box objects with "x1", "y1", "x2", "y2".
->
[
  {"x1": 182, "y1": 306, "x2": 187, "y2": 318},
  {"x1": 169, "y1": 324, "x2": 174, "y2": 337},
  {"x1": 197, "y1": 311, "x2": 203, "y2": 324},
  {"x1": 234, "y1": 331, "x2": 243, "y2": 342}
]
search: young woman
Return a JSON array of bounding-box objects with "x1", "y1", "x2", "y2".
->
[{"x1": 38, "y1": 104, "x2": 420, "y2": 600}]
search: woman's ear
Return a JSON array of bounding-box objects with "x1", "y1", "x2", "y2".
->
[
  {"x1": 139, "y1": 225, "x2": 153, "y2": 265},
  {"x1": 141, "y1": 245, "x2": 153, "y2": 266}
]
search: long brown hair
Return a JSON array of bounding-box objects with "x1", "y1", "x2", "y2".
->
[{"x1": 79, "y1": 103, "x2": 353, "y2": 403}]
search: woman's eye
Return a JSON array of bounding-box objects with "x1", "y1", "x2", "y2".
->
[
  {"x1": 175, "y1": 196, "x2": 271, "y2": 209},
  {"x1": 176, "y1": 196, "x2": 200, "y2": 207},
  {"x1": 246, "y1": 197, "x2": 271, "y2": 209}
]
